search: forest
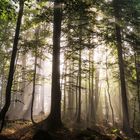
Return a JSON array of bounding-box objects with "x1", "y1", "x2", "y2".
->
[{"x1": 0, "y1": 0, "x2": 140, "y2": 139}]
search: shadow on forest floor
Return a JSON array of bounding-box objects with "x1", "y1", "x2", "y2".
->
[{"x1": 0, "y1": 120, "x2": 140, "y2": 140}]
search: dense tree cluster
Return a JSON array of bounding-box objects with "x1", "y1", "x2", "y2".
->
[{"x1": 0, "y1": 0, "x2": 140, "y2": 136}]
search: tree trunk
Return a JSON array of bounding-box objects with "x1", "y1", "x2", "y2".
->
[
  {"x1": 41, "y1": 60, "x2": 45, "y2": 113},
  {"x1": 68, "y1": 59, "x2": 72, "y2": 118},
  {"x1": 31, "y1": 46, "x2": 37, "y2": 124},
  {"x1": 0, "y1": 0, "x2": 24, "y2": 132},
  {"x1": 75, "y1": 73, "x2": 79, "y2": 118},
  {"x1": 90, "y1": 49, "x2": 95, "y2": 122},
  {"x1": 85, "y1": 73, "x2": 88, "y2": 122},
  {"x1": 0, "y1": 60, "x2": 6, "y2": 109},
  {"x1": 94, "y1": 69, "x2": 99, "y2": 121},
  {"x1": 62, "y1": 55, "x2": 67, "y2": 118},
  {"x1": 134, "y1": 51, "x2": 140, "y2": 113},
  {"x1": 76, "y1": 46, "x2": 82, "y2": 123},
  {"x1": 132, "y1": 97, "x2": 136, "y2": 128},
  {"x1": 105, "y1": 48, "x2": 114, "y2": 125},
  {"x1": 113, "y1": 0, "x2": 130, "y2": 133},
  {"x1": 88, "y1": 49, "x2": 91, "y2": 121},
  {"x1": 44, "y1": 0, "x2": 63, "y2": 130},
  {"x1": 105, "y1": 91, "x2": 109, "y2": 124}
]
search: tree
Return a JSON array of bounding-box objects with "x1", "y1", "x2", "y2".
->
[
  {"x1": 31, "y1": 34, "x2": 38, "y2": 124},
  {"x1": 0, "y1": 0, "x2": 24, "y2": 132},
  {"x1": 43, "y1": 0, "x2": 63, "y2": 130},
  {"x1": 113, "y1": 0, "x2": 131, "y2": 133},
  {"x1": 105, "y1": 47, "x2": 114, "y2": 125}
]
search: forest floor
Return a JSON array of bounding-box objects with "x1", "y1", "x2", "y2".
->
[{"x1": 0, "y1": 120, "x2": 140, "y2": 140}]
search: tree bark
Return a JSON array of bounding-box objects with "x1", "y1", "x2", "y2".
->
[
  {"x1": 134, "y1": 51, "x2": 140, "y2": 113},
  {"x1": 44, "y1": 0, "x2": 63, "y2": 130},
  {"x1": 113, "y1": 0, "x2": 130, "y2": 133}
]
